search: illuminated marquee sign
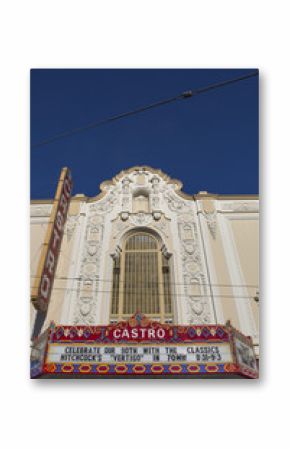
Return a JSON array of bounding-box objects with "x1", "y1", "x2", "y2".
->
[
  {"x1": 47, "y1": 343, "x2": 233, "y2": 364},
  {"x1": 31, "y1": 314, "x2": 258, "y2": 378},
  {"x1": 31, "y1": 167, "x2": 73, "y2": 312}
]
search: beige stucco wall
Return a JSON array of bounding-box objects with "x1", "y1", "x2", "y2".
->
[
  {"x1": 196, "y1": 195, "x2": 259, "y2": 351},
  {"x1": 229, "y1": 217, "x2": 259, "y2": 335},
  {"x1": 206, "y1": 219, "x2": 241, "y2": 329},
  {"x1": 230, "y1": 218, "x2": 259, "y2": 286},
  {"x1": 30, "y1": 219, "x2": 49, "y2": 325},
  {"x1": 30, "y1": 221, "x2": 48, "y2": 276}
]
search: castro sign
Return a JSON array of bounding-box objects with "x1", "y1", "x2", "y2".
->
[{"x1": 32, "y1": 167, "x2": 73, "y2": 312}]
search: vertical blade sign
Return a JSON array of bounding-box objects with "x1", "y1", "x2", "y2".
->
[{"x1": 31, "y1": 167, "x2": 73, "y2": 312}]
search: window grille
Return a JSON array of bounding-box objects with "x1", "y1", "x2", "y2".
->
[
  {"x1": 111, "y1": 256, "x2": 120, "y2": 316},
  {"x1": 111, "y1": 232, "x2": 173, "y2": 323}
]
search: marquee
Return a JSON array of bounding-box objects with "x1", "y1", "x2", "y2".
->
[{"x1": 30, "y1": 314, "x2": 258, "y2": 378}]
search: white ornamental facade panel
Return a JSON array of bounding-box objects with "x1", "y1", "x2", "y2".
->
[{"x1": 60, "y1": 167, "x2": 216, "y2": 326}]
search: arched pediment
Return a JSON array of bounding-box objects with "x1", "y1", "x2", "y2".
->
[{"x1": 85, "y1": 166, "x2": 194, "y2": 203}]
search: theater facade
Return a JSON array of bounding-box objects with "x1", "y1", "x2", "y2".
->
[{"x1": 30, "y1": 166, "x2": 259, "y2": 378}]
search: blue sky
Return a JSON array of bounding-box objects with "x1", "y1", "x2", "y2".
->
[{"x1": 30, "y1": 69, "x2": 258, "y2": 199}]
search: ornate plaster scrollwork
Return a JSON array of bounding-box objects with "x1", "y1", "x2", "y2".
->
[
  {"x1": 165, "y1": 190, "x2": 190, "y2": 213},
  {"x1": 120, "y1": 212, "x2": 129, "y2": 221},
  {"x1": 111, "y1": 245, "x2": 121, "y2": 261},
  {"x1": 203, "y1": 210, "x2": 217, "y2": 239},
  {"x1": 150, "y1": 175, "x2": 160, "y2": 193},
  {"x1": 79, "y1": 297, "x2": 93, "y2": 318},
  {"x1": 112, "y1": 218, "x2": 131, "y2": 240},
  {"x1": 86, "y1": 225, "x2": 101, "y2": 242},
  {"x1": 65, "y1": 215, "x2": 79, "y2": 242},
  {"x1": 221, "y1": 201, "x2": 259, "y2": 212},
  {"x1": 76, "y1": 278, "x2": 95, "y2": 320},
  {"x1": 153, "y1": 212, "x2": 161, "y2": 221},
  {"x1": 89, "y1": 214, "x2": 103, "y2": 225},
  {"x1": 122, "y1": 195, "x2": 130, "y2": 209},
  {"x1": 177, "y1": 215, "x2": 212, "y2": 324},
  {"x1": 89, "y1": 190, "x2": 118, "y2": 214},
  {"x1": 122, "y1": 177, "x2": 131, "y2": 193},
  {"x1": 161, "y1": 244, "x2": 170, "y2": 258},
  {"x1": 151, "y1": 195, "x2": 160, "y2": 209},
  {"x1": 73, "y1": 207, "x2": 105, "y2": 325},
  {"x1": 129, "y1": 212, "x2": 152, "y2": 226},
  {"x1": 113, "y1": 212, "x2": 169, "y2": 242}
]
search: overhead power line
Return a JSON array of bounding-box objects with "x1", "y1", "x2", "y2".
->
[
  {"x1": 30, "y1": 276, "x2": 259, "y2": 300},
  {"x1": 30, "y1": 274, "x2": 258, "y2": 289},
  {"x1": 29, "y1": 284, "x2": 258, "y2": 301},
  {"x1": 32, "y1": 70, "x2": 258, "y2": 149}
]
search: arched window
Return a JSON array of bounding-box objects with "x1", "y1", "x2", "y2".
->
[{"x1": 111, "y1": 232, "x2": 173, "y2": 323}]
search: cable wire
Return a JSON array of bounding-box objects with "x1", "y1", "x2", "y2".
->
[
  {"x1": 32, "y1": 70, "x2": 258, "y2": 149},
  {"x1": 30, "y1": 274, "x2": 258, "y2": 289},
  {"x1": 30, "y1": 284, "x2": 258, "y2": 300},
  {"x1": 32, "y1": 93, "x2": 188, "y2": 148}
]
